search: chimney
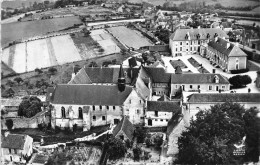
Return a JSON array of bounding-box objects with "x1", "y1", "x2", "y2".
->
[
  {"x1": 226, "y1": 42, "x2": 230, "y2": 49},
  {"x1": 212, "y1": 69, "x2": 216, "y2": 73}
]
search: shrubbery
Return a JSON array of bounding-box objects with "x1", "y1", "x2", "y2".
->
[
  {"x1": 229, "y1": 75, "x2": 252, "y2": 88},
  {"x1": 230, "y1": 68, "x2": 249, "y2": 74}
]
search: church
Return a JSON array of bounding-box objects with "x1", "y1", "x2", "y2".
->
[{"x1": 47, "y1": 65, "x2": 148, "y2": 131}]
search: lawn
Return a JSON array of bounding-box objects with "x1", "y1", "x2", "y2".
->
[
  {"x1": 1, "y1": 16, "x2": 82, "y2": 46},
  {"x1": 170, "y1": 59, "x2": 187, "y2": 69},
  {"x1": 107, "y1": 26, "x2": 153, "y2": 50},
  {"x1": 188, "y1": 57, "x2": 201, "y2": 68}
]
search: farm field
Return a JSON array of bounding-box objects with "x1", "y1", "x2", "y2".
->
[
  {"x1": 1, "y1": 16, "x2": 82, "y2": 46},
  {"x1": 1, "y1": 34, "x2": 83, "y2": 73},
  {"x1": 107, "y1": 26, "x2": 153, "y2": 50}
]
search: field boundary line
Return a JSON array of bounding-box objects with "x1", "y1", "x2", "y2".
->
[{"x1": 46, "y1": 38, "x2": 59, "y2": 66}]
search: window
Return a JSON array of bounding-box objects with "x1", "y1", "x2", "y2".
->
[
  {"x1": 93, "y1": 106, "x2": 95, "y2": 111},
  {"x1": 209, "y1": 85, "x2": 212, "y2": 90},
  {"x1": 140, "y1": 117, "x2": 144, "y2": 119},
  {"x1": 137, "y1": 109, "x2": 140, "y2": 114},
  {"x1": 93, "y1": 116, "x2": 96, "y2": 121},
  {"x1": 106, "y1": 106, "x2": 109, "y2": 110},
  {"x1": 102, "y1": 116, "x2": 106, "y2": 121},
  {"x1": 180, "y1": 47, "x2": 182, "y2": 51},
  {"x1": 155, "y1": 119, "x2": 158, "y2": 121},
  {"x1": 129, "y1": 99, "x2": 131, "y2": 104},
  {"x1": 186, "y1": 49, "x2": 188, "y2": 51},
  {"x1": 190, "y1": 47, "x2": 192, "y2": 51},
  {"x1": 180, "y1": 42, "x2": 182, "y2": 45},
  {"x1": 140, "y1": 100, "x2": 142, "y2": 104},
  {"x1": 176, "y1": 48, "x2": 178, "y2": 51},
  {"x1": 198, "y1": 85, "x2": 200, "y2": 89},
  {"x1": 160, "y1": 119, "x2": 163, "y2": 122},
  {"x1": 222, "y1": 86, "x2": 225, "y2": 89},
  {"x1": 9, "y1": 149, "x2": 11, "y2": 154},
  {"x1": 113, "y1": 106, "x2": 115, "y2": 110},
  {"x1": 190, "y1": 85, "x2": 192, "y2": 89},
  {"x1": 99, "y1": 105, "x2": 102, "y2": 110},
  {"x1": 155, "y1": 111, "x2": 158, "y2": 117},
  {"x1": 14, "y1": 149, "x2": 17, "y2": 154},
  {"x1": 166, "y1": 119, "x2": 169, "y2": 122},
  {"x1": 61, "y1": 107, "x2": 66, "y2": 118},
  {"x1": 78, "y1": 107, "x2": 83, "y2": 119},
  {"x1": 198, "y1": 40, "x2": 201, "y2": 44},
  {"x1": 191, "y1": 41, "x2": 192, "y2": 45}
]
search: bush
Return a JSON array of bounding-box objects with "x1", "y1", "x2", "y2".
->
[
  {"x1": 230, "y1": 68, "x2": 249, "y2": 74},
  {"x1": 6, "y1": 119, "x2": 13, "y2": 130},
  {"x1": 55, "y1": 126, "x2": 61, "y2": 133},
  {"x1": 133, "y1": 146, "x2": 142, "y2": 161},
  {"x1": 134, "y1": 126, "x2": 148, "y2": 143},
  {"x1": 48, "y1": 67, "x2": 57, "y2": 75},
  {"x1": 229, "y1": 75, "x2": 252, "y2": 88}
]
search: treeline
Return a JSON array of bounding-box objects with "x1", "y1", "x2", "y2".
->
[{"x1": 54, "y1": 0, "x2": 102, "y2": 8}]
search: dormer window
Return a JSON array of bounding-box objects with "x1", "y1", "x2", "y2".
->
[
  {"x1": 214, "y1": 33, "x2": 218, "y2": 38},
  {"x1": 214, "y1": 75, "x2": 219, "y2": 83},
  {"x1": 197, "y1": 34, "x2": 201, "y2": 39},
  {"x1": 207, "y1": 33, "x2": 210, "y2": 39}
]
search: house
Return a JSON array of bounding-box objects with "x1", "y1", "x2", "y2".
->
[
  {"x1": 1, "y1": 133, "x2": 33, "y2": 163},
  {"x1": 169, "y1": 28, "x2": 228, "y2": 56},
  {"x1": 220, "y1": 22, "x2": 233, "y2": 33},
  {"x1": 186, "y1": 93, "x2": 260, "y2": 118},
  {"x1": 145, "y1": 101, "x2": 181, "y2": 127},
  {"x1": 206, "y1": 37, "x2": 247, "y2": 72},
  {"x1": 1, "y1": 99, "x2": 23, "y2": 118},
  {"x1": 112, "y1": 116, "x2": 134, "y2": 141},
  {"x1": 170, "y1": 73, "x2": 230, "y2": 97}
]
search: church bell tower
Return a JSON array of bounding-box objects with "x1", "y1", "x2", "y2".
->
[{"x1": 118, "y1": 64, "x2": 126, "y2": 92}]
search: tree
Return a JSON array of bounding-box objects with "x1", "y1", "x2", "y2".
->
[
  {"x1": 104, "y1": 137, "x2": 127, "y2": 161},
  {"x1": 14, "y1": 77, "x2": 23, "y2": 84},
  {"x1": 133, "y1": 146, "x2": 142, "y2": 161},
  {"x1": 88, "y1": 61, "x2": 98, "y2": 67},
  {"x1": 176, "y1": 102, "x2": 246, "y2": 164},
  {"x1": 6, "y1": 119, "x2": 13, "y2": 130},
  {"x1": 243, "y1": 107, "x2": 259, "y2": 162},
  {"x1": 134, "y1": 126, "x2": 148, "y2": 143},
  {"x1": 35, "y1": 79, "x2": 49, "y2": 88},
  {"x1": 18, "y1": 96, "x2": 43, "y2": 118},
  {"x1": 48, "y1": 67, "x2": 57, "y2": 75},
  {"x1": 35, "y1": 68, "x2": 43, "y2": 74},
  {"x1": 153, "y1": 134, "x2": 163, "y2": 149},
  {"x1": 6, "y1": 80, "x2": 14, "y2": 87},
  {"x1": 229, "y1": 75, "x2": 252, "y2": 88},
  {"x1": 82, "y1": 28, "x2": 91, "y2": 37}
]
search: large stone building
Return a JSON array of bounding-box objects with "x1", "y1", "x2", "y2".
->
[
  {"x1": 48, "y1": 65, "x2": 150, "y2": 130},
  {"x1": 169, "y1": 28, "x2": 228, "y2": 56},
  {"x1": 206, "y1": 37, "x2": 247, "y2": 72},
  {"x1": 186, "y1": 93, "x2": 260, "y2": 118}
]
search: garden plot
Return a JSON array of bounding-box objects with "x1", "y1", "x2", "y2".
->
[
  {"x1": 98, "y1": 39, "x2": 121, "y2": 55},
  {"x1": 27, "y1": 39, "x2": 51, "y2": 72},
  {"x1": 12, "y1": 43, "x2": 27, "y2": 73},
  {"x1": 107, "y1": 26, "x2": 153, "y2": 49},
  {"x1": 51, "y1": 35, "x2": 83, "y2": 64}
]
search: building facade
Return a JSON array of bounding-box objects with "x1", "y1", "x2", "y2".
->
[
  {"x1": 206, "y1": 37, "x2": 247, "y2": 72},
  {"x1": 169, "y1": 28, "x2": 228, "y2": 56}
]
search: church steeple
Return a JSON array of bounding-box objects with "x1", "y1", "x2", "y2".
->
[{"x1": 118, "y1": 64, "x2": 126, "y2": 92}]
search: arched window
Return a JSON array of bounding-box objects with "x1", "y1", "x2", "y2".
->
[
  {"x1": 61, "y1": 107, "x2": 66, "y2": 118},
  {"x1": 78, "y1": 107, "x2": 83, "y2": 119}
]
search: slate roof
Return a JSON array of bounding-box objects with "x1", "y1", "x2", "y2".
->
[
  {"x1": 50, "y1": 84, "x2": 132, "y2": 105},
  {"x1": 1, "y1": 134, "x2": 27, "y2": 149},
  {"x1": 147, "y1": 101, "x2": 181, "y2": 112},
  {"x1": 113, "y1": 116, "x2": 134, "y2": 140},
  {"x1": 188, "y1": 93, "x2": 260, "y2": 103},
  {"x1": 143, "y1": 67, "x2": 171, "y2": 83},
  {"x1": 208, "y1": 37, "x2": 247, "y2": 57},
  {"x1": 135, "y1": 77, "x2": 150, "y2": 99},
  {"x1": 170, "y1": 28, "x2": 228, "y2": 41},
  {"x1": 171, "y1": 73, "x2": 229, "y2": 84},
  {"x1": 1, "y1": 88, "x2": 15, "y2": 98}
]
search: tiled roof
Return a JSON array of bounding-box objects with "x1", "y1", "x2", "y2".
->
[
  {"x1": 68, "y1": 68, "x2": 92, "y2": 84},
  {"x1": 208, "y1": 37, "x2": 247, "y2": 57},
  {"x1": 50, "y1": 84, "x2": 132, "y2": 105},
  {"x1": 171, "y1": 73, "x2": 229, "y2": 84},
  {"x1": 84, "y1": 67, "x2": 140, "y2": 85},
  {"x1": 1, "y1": 99, "x2": 22, "y2": 107},
  {"x1": 113, "y1": 116, "x2": 134, "y2": 140},
  {"x1": 157, "y1": 95, "x2": 170, "y2": 101},
  {"x1": 143, "y1": 67, "x2": 171, "y2": 83},
  {"x1": 147, "y1": 101, "x2": 181, "y2": 112},
  {"x1": 170, "y1": 28, "x2": 228, "y2": 41},
  {"x1": 188, "y1": 93, "x2": 260, "y2": 103},
  {"x1": 1, "y1": 134, "x2": 27, "y2": 149}
]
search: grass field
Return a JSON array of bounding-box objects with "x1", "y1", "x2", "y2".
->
[
  {"x1": 107, "y1": 26, "x2": 153, "y2": 50},
  {"x1": 1, "y1": 16, "x2": 81, "y2": 46},
  {"x1": 1, "y1": 34, "x2": 83, "y2": 73}
]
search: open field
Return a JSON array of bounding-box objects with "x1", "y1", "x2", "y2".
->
[
  {"x1": 134, "y1": 0, "x2": 260, "y2": 7},
  {"x1": 1, "y1": 16, "x2": 81, "y2": 46},
  {"x1": 107, "y1": 26, "x2": 153, "y2": 49},
  {"x1": 1, "y1": 34, "x2": 83, "y2": 73}
]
